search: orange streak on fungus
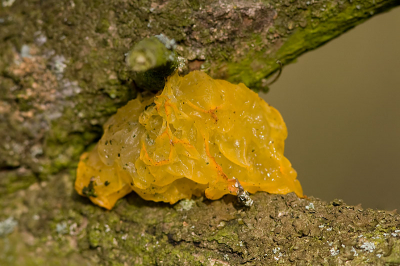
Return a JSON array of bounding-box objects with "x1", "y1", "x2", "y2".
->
[
  {"x1": 140, "y1": 143, "x2": 171, "y2": 166},
  {"x1": 184, "y1": 100, "x2": 219, "y2": 123},
  {"x1": 200, "y1": 130, "x2": 237, "y2": 194}
]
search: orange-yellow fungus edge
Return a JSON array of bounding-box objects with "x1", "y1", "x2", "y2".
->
[{"x1": 75, "y1": 71, "x2": 303, "y2": 209}]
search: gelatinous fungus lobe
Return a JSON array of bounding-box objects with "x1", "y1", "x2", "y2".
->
[{"x1": 75, "y1": 71, "x2": 303, "y2": 209}]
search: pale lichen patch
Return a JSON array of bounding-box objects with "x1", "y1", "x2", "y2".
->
[
  {"x1": 0, "y1": 217, "x2": 17, "y2": 237},
  {"x1": 178, "y1": 199, "x2": 196, "y2": 211}
]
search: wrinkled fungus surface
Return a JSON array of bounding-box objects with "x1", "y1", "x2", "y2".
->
[{"x1": 75, "y1": 71, "x2": 302, "y2": 209}]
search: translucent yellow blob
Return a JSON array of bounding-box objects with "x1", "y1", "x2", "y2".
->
[{"x1": 75, "y1": 71, "x2": 302, "y2": 209}]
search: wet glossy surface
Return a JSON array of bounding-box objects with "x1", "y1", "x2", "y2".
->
[{"x1": 75, "y1": 71, "x2": 302, "y2": 209}]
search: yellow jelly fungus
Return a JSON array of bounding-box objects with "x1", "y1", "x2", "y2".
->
[{"x1": 75, "y1": 71, "x2": 303, "y2": 210}]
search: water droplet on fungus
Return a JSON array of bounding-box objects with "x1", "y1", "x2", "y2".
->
[{"x1": 75, "y1": 71, "x2": 303, "y2": 209}]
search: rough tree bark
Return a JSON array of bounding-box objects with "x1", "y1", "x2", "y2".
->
[{"x1": 1, "y1": 0, "x2": 400, "y2": 265}]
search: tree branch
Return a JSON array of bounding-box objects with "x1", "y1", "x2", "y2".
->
[
  {"x1": 0, "y1": 0, "x2": 399, "y2": 264},
  {"x1": 1, "y1": 174, "x2": 400, "y2": 265}
]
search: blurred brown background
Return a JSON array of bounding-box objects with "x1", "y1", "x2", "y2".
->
[{"x1": 262, "y1": 7, "x2": 400, "y2": 211}]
